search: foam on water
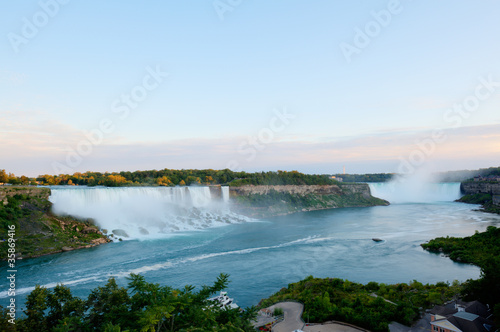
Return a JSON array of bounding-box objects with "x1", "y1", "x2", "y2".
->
[
  {"x1": 49, "y1": 186, "x2": 251, "y2": 239},
  {"x1": 0, "y1": 235, "x2": 328, "y2": 299}
]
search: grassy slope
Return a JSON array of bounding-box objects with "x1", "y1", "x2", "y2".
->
[{"x1": 0, "y1": 186, "x2": 110, "y2": 260}]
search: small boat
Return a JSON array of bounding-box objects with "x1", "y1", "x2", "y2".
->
[
  {"x1": 372, "y1": 238, "x2": 383, "y2": 242},
  {"x1": 208, "y1": 291, "x2": 239, "y2": 310}
]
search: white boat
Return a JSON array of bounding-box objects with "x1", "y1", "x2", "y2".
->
[{"x1": 208, "y1": 291, "x2": 239, "y2": 310}]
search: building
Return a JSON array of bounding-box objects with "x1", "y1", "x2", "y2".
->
[
  {"x1": 258, "y1": 308, "x2": 273, "y2": 317},
  {"x1": 330, "y1": 175, "x2": 343, "y2": 182},
  {"x1": 473, "y1": 175, "x2": 500, "y2": 182},
  {"x1": 430, "y1": 301, "x2": 495, "y2": 332}
]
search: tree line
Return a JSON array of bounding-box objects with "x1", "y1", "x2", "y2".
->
[
  {"x1": 336, "y1": 173, "x2": 393, "y2": 183},
  {"x1": 1, "y1": 169, "x2": 339, "y2": 187},
  {"x1": 0, "y1": 170, "x2": 36, "y2": 186}
]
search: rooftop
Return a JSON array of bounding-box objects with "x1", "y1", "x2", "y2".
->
[{"x1": 454, "y1": 312, "x2": 480, "y2": 321}]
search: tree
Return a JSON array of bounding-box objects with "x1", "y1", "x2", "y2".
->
[
  {"x1": 156, "y1": 176, "x2": 172, "y2": 186},
  {"x1": 0, "y1": 169, "x2": 8, "y2": 183},
  {"x1": 23, "y1": 285, "x2": 50, "y2": 331},
  {"x1": 2, "y1": 273, "x2": 256, "y2": 331}
]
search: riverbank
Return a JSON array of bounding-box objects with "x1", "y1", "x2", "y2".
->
[{"x1": 0, "y1": 186, "x2": 110, "y2": 260}]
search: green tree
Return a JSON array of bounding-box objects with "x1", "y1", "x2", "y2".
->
[
  {"x1": 23, "y1": 285, "x2": 50, "y2": 331},
  {"x1": 2, "y1": 273, "x2": 256, "y2": 331}
]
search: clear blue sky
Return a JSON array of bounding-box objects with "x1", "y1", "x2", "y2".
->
[{"x1": 1, "y1": 0, "x2": 500, "y2": 177}]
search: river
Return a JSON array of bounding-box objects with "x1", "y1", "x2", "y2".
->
[{"x1": 1, "y1": 182, "x2": 500, "y2": 310}]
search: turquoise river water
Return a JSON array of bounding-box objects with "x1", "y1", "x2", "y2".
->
[{"x1": 1, "y1": 182, "x2": 500, "y2": 310}]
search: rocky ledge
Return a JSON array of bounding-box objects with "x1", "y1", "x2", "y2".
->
[
  {"x1": 229, "y1": 184, "x2": 389, "y2": 218},
  {"x1": 458, "y1": 181, "x2": 500, "y2": 214}
]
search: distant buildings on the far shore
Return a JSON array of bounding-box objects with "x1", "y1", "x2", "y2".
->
[{"x1": 473, "y1": 175, "x2": 500, "y2": 182}]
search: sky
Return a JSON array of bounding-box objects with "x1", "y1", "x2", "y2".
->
[{"x1": 1, "y1": 0, "x2": 500, "y2": 177}]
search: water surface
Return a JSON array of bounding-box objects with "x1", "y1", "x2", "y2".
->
[{"x1": 2, "y1": 183, "x2": 499, "y2": 310}]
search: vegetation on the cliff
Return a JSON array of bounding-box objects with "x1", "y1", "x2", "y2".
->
[
  {"x1": 0, "y1": 273, "x2": 256, "y2": 332},
  {"x1": 227, "y1": 171, "x2": 337, "y2": 186},
  {"x1": 259, "y1": 276, "x2": 461, "y2": 332},
  {"x1": 421, "y1": 226, "x2": 500, "y2": 319},
  {"x1": 336, "y1": 173, "x2": 394, "y2": 183},
  {"x1": 232, "y1": 189, "x2": 388, "y2": 218},
  {"x1": 0, "y1": 187, "x2": 109, "y2": 260},
  {"x1": 437, "y1": 166, "x2": 500, "y2": 182},
  {"x1": 457, "y1": 193, "x2": 500, "y2": 214}
]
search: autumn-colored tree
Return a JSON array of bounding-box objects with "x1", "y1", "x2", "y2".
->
[
  {"x1": 0, "y1": 169, "x2": 8, "y2": 183},
  {"x1": 104, "y1": 174, "x2": 130, "y2": 187},
  {"x1": 20, "y1": 176, "x2": 30, "y2": 185},
  {"x1": 156, "y1": 176, "x2": 172, "y2": 186}
]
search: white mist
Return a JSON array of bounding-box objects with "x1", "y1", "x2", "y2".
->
[{"x1": 49, "y1": 186, "x2": 248, "y2": 240}]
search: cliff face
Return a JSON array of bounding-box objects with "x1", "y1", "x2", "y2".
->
[
  {"x1": 0, "y1": 186, "x2": 110, "y2": 260},
  {"x1": 229, "y1": 184, "x2": 388, "y2": 218},
  {"x1": 0, "y1": 186, "x2": 50, "y2": 206},
  {"x1": 458, "y1": 181, "x2": 500, "y2": 213},
  {"x1": 461, "y1": 182, "x2": 500, "y2": 195},
  {"x1": 230, "y1": 184, "x2": 372, "y2": 197}
]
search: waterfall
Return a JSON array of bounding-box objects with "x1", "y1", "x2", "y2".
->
[
  {"x1": 369, "y1": 181, "x2": 462, "y2": 204},
  {"x1": 221, "y1": 186, "x2": 230, "y2": 202},
  {"x1": 49, "y1": 186, "x2": 247, "y2": 240}
]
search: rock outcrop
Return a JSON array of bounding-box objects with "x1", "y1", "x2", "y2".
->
[
  {"x1": 0, "y1": 186, "x2": 50, "y2": 206},
  {"x1": 230, "y1": 184, "x2": 373, "y2": 197},
  {"x1": 229, "y1": 184, "x2": 388, "y2": 218},
  {"x1": 461, "y1": 182, "x2": 500, "y2": 195},
  {"x1": 459, "y1": 181, "x2": 500, "y2": 212},
  {"x1": 0, "y1": 186, "x2": 111, "y2": 260}
]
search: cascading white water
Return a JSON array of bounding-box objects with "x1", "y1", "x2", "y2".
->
[
  {"x1": 49, "y1": 186, "x2": 249, "y2": 240},
  {"x1": 369, "y1": 180, "x2": 462, "y2": 204},
  {"x1": 221, "y1": 186, "x2": 230, "y2": 202}
]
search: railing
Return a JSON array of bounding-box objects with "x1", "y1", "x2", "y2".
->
[{"x1": 305, "y1": 320, "x2": 371, "y2": 332}]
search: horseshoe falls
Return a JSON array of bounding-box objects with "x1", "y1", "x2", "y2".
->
[{"x1": 369, "y1": 181, "x2": 462, "y2": 204}]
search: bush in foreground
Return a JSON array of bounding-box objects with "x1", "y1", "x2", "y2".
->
[{"x1": 0, "y1": 273, "x2": 256, "y2": 332}]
